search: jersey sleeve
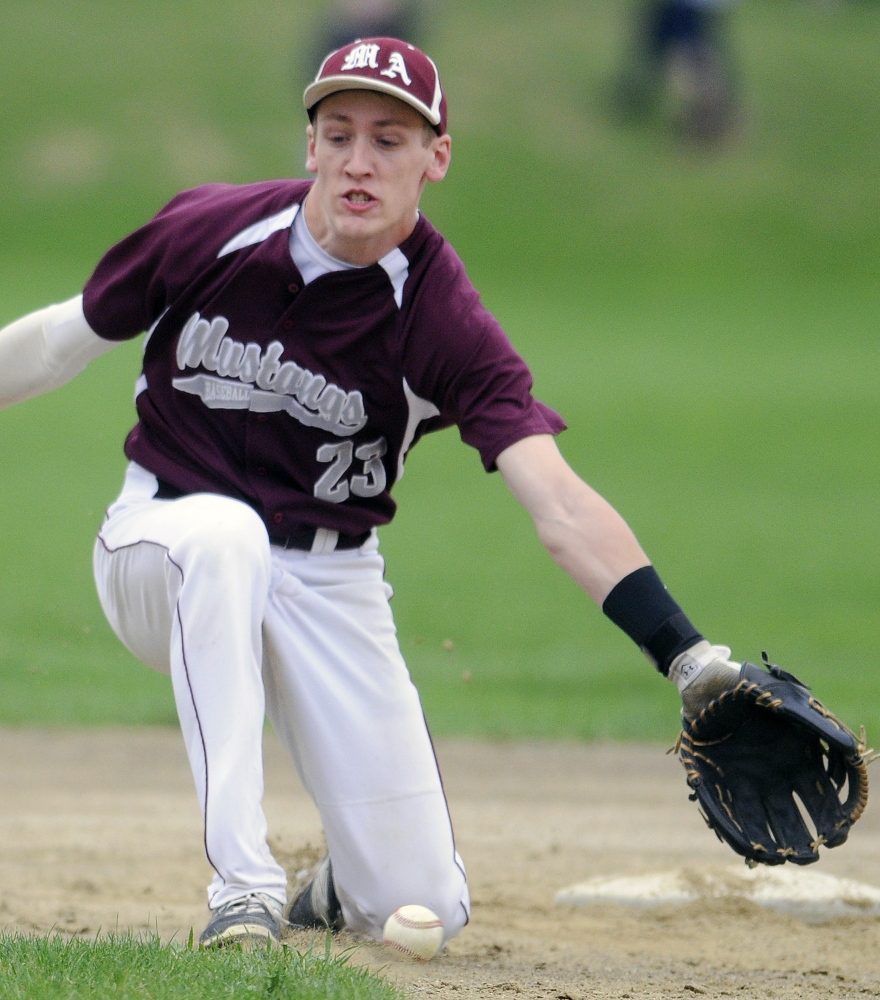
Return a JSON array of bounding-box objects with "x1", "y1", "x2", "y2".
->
[
  {"x1": 81, "y1": 184, "x2": 248, "y2": 341},
  {"x1": 400, "y1": 238, "x2": 566, "y2": 471}
]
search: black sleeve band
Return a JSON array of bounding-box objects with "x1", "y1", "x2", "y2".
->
[{"x1": 601, "y1": 565, "x2": 704, "y2": 675}]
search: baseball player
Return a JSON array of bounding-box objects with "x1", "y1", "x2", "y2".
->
[
  {"x1": 0, "y1": 37, "x2": 741, "y2": 948},
  {"x1": 611, "y1": 0, "x2": 740, "y2": 142}
]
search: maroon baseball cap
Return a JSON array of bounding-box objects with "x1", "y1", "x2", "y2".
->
[{"x1": 304, "y1": 37, "x2": 448, "y2": 134}]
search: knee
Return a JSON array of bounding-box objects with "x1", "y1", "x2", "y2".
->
[
  {"x1": 378, "y1": 881, "x2": 470, "y2": 946},
  {"x1": 340, "y1": 853, "x2": 470, "y2": 944},
  {"x1": 432, "y1": 878, "x2": 470, "y2": 944},
  {"x1": 430, "y1": 854, "x2": 471, "y2": 942}
]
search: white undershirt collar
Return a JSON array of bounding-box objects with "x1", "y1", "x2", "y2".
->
[
  {"x1": 288, "y1": 201, "x2": 414, "y2": 308},
  {"x1": 289, "y1": 207, "x2": 362, "y2": 285}
]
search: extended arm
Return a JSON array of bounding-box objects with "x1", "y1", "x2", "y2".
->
[
  {"x1": 497, "y1": 434, "x2": 740, "y2": 712},
  {"x1": 495, "y1": 433, "x2": 649, "y2": 605},
  {"x1": 0, "y1": 295, "x2": 118, "y2": 409}
]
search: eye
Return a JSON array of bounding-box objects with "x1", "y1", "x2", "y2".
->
[{"x1": 376, "y1": 134, "x2": 403, "y2": 150}]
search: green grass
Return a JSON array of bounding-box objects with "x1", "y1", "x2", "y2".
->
[
  {"x1": 387, "y1": 288, "x2": 880, "y2": 741},
  {"x1": 0, "y1": 933, "x2": 403, "y2": 1000},
  {"x1": 0, "y1": 0, "x2": 878, "y2": 741}
]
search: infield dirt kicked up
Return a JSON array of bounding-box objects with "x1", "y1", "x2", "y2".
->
[{"x1": 1, "y1": 729, "x2": 879, "y2": 1000}]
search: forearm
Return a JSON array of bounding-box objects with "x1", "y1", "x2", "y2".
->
[
  {"x1": 528, "y1": 475, "x2": 650, "y2": 605},
  {"x1": 497, "y1": 435, "x2": 647, "y2": 603},
  {"x1": 498, "y1": 434, "x2": 705, "y2": 672},
  {"x1": 0, "y1": 295, "x2": 117, "y2": 408}
]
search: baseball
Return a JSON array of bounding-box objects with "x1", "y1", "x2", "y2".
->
[{"x1": 382, "y1": 904, "x2": 444, "y2": 960}]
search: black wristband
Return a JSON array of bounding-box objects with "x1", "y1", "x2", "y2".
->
[{"x1": 602, "y1": 566, "x2": 704, "y2": 675}]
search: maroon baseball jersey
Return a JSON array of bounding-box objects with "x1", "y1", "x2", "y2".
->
[{"x1": 83, "y1": 180, "x2": 565, "y2": 537}]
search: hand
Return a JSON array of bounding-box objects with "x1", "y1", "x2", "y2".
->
[
  {"x1": 676, "y1": 653, "x2": 869, "y2": 865},
  {"x1": 669, "y1": 640, "x2": 742, "y2": 721}
]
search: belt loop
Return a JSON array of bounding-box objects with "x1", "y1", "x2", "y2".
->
[{"x1": 310, "y1": 528, "x2": 338, "y2": 555}]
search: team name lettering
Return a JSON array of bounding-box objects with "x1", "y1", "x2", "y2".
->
[
  {"x1": 380, "y1": 52, "x2": 412, "y2": 86},
  {"x1": 342, "y1": 43, "x2": 380, "y2": 71},
  {"x1": 172, "y1": 311, "x2": 368, "y2": 436}
]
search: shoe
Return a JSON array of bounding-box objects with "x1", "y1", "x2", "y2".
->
[
  {"x1": 285, "y1": 854, "x2": 344, "y2": 931},
  {"x1": 199, "y1": 892, "x2": 283, "y2": 949}
]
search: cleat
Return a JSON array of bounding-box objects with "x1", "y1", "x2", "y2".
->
[
  {"x1": 199, "y1": 892, "x2": 283, "y2": 949},
  {"x1": 285, "y1": 854, "x2": 344, "y2": 931}
]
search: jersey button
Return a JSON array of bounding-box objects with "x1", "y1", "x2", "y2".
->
[
  {"x1": 288, "y1": 283, "x2": 300, "y2": 294},
  {"x1": 256, "y1": 413, "x2": 268, "y2": 423},
  {"x1": 272, "y1": 512, "x2": 284, "y2": 524},
  {"x1": 256, "y1": 466, "x2": 267, "y2": 476},
  {"x1": 282, "y1": 319, "x2": 295, "y2": 331}
]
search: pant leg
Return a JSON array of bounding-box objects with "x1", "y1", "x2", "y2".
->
[
  {"x1": 93, "y1": 463, "x2": 288, "y2": 909},
  {"x1": 261, "y1": 543, "x2": 470, "y2": 942}
]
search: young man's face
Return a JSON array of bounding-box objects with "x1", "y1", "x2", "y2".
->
[{"x1": 304, "y1": 89, "x2": 451, "y2": 266}]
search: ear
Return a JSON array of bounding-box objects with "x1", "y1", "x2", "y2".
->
[
  {"x1": 425, "y1": 134, "x2": 452, "y2": 184},
  {"x1": 305, "y1": 123, "x2": 318, "y2": 174}
]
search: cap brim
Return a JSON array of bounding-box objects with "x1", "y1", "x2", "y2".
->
[{"x1": 303, "y1": 75, "x2": 441, "y2": 127}]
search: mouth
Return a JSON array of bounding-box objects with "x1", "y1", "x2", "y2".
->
[{"x1": 343, "y1": 190, "x2": 377, "y2": 210}]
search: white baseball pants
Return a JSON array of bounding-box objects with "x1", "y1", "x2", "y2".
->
[{"x1": 93, "y1": 461, "x2": 470, "y2": 941}]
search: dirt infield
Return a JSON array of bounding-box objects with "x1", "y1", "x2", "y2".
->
[{"x1": 1, "y1": 729, "x2": 880, "y2": 999}]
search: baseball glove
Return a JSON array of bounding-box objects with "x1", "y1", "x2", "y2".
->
[{"x1": 678, "y1": 653, "x2": 870, "y2": 866}]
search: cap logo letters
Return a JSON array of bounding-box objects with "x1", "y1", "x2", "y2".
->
[
  {"x1": 380, "y1": 52, "x2": 412, "y2": 86},
  {"x1": 341, "y1": 43, "x2": 380, "y2": 71}
]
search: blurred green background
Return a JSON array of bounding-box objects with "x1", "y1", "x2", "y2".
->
[{"x1": 0, "y1": 0, "x2": 877, "y2": 740}]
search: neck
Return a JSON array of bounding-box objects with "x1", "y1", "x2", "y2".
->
[{"x1": 302, "y1": 189, "x2": 418, "y2": 266}]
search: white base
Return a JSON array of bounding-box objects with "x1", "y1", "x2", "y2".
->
[{"x1": 555, "y1": 866, "x2": 880, "y2": 924}]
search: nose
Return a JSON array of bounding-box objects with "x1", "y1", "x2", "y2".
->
[{"x1": 344, "y1": 135, "x2": 373, "y2": 178}]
